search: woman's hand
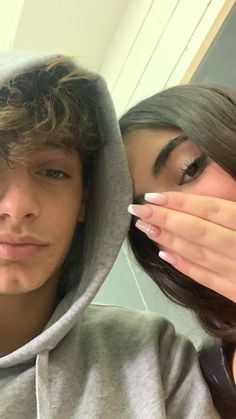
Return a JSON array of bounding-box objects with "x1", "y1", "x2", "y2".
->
[{"x1": 128, "y1": 192, "x2": 236, "y2": 303}]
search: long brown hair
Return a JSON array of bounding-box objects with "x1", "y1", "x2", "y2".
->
[{"x1": 120, "y1": 84, "x2": 236, "y2": 343}]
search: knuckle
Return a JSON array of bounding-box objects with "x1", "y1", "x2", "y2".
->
[
  {"x1": 191, "y1": 245, "x2": 207, "y2": 264},
  {"x1": 203, "y1": 201, "x2": 221, "y2": 219},
  {"x1": 171, "y1": 236, "x2": 186, "y2": 254},
  {"x1": 169, "y1": 192, "x2": 185, "y2": 210},
  {"x1": 210, "y1": 201, "x2": 221, "y2": 216},
  {"x1": 190, "y1": 221, "x2": 207, "y2": 241},
  {"x1": 180, "y1": 262, "x2": 193, "y2": 279},
  {"x1": 157, "y1": 209, "x2": 169, "y2": 227},
  {"x1": 162, "y1": 230, "x2": 176, "y2": 247}
]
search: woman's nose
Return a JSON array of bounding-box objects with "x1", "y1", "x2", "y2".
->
[{"x1": 0, "y1": 173, "x2": 40, "y2": 223}]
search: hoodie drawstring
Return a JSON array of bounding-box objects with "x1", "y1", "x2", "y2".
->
[{"x1": 36, "y1": 351, "x2": 50, "y2": 419}]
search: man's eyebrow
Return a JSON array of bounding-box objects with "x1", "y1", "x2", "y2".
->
[{"x1": 153, "y1": 135, "x2": 188, "y2": 176}]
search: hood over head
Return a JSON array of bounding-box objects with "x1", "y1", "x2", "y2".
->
[{"x1": 0, "y1": 50, "x2": 132, "y2": 368}]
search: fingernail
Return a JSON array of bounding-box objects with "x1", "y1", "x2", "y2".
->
[
  {"x1": 135, "y1": 219, "x2": 160, "y2": 237},
  {"x1": 144, "y1": 193, "x2": 168, "y2": 205},
  {"x1": 158, "y1": 251, "x2": 177, "y2": 265},
  {"x1": 128, "y1": 204, "x2": 153, "y2": 218}
]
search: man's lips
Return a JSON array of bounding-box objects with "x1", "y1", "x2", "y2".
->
[
  {"x1": 0, "y1": 234, "x2": 48, "y2": 245},
  {"x1": 0, "y1": 234, "x2": 49, "y2": 261}
]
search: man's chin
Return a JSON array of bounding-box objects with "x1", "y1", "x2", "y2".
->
[{"x1": 0, "y1": 273, "x2": 46, "y2": 296}]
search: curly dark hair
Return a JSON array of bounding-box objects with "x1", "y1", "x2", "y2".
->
[
  {"x1": 120, "y1": 84, "x2": 236, "y2": 344},
  {"x1": 0, "y1": 56, "x2": 102, "y2": 183}
]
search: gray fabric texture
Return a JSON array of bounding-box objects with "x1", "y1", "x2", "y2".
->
[{"x1": 0, "y1": 51, "x2": 219, "y2": 419}]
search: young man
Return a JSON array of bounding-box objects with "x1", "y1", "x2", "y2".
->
[{"x1": 0, "y1": 51, "x2": 218, "y2": 418}]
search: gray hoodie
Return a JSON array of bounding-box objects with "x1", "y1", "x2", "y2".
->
[{"x1": 0, "y1": 51, "x2": 219, "y2": 419}]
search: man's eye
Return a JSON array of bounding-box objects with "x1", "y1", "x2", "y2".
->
[
  {"x1": 40, "y1": 169, "x2": 69, "y2": 179},
  {"x1": 179, "y1": 154, "x2": 208, "y2": 185}
]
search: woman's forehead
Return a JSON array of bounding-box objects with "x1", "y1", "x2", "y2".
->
[
  {"x1": 124, "y1": 128, "x2": 183, "y2": 166},
  {"x1": 124, "y1": 127, "x2": 182, "y2": 145}
]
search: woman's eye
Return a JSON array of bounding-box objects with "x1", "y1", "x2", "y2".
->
[
  {"x1": 179, "y1": 154, "x2": 208, "y2": 185},
  {"x1": 40, "y1": 169, "x2": 69, "y2": 179}
]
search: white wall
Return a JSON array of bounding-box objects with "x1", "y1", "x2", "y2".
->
[
  {"x1": 12, "y1": 0, "x2": 129, "y2": 70},
  {"x1": 0, "y1": 0, "x2": 130, "y2": 71},
  {"x1": 0, "y1": 0, "x2": 25, "y2": 50},
  {"x1": 100, "y1": 0, "x2": 226, "y2": 116}
]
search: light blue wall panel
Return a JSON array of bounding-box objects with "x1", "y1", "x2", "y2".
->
[
  {"x1": 94, "y1": 245, "x2": 147, "y2": 311},
  {"x1": 93, "y1": 244, "x2": 209, "y2": 349},
  {"x1": 127, "y1": 249, "x2": 208, "y2": 349}
]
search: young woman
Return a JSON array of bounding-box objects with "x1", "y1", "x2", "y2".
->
[{"x1": 120, "y1": 84, "x2": 236, "y2": 418}]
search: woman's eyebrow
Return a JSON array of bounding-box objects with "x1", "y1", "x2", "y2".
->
[{"x1": 153, "y1": 135, "x2": 188, "y2": 175}]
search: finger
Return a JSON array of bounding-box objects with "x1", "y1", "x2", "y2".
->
[
  {"x1": 144, "y1": 192, "x2": 236, "y2": 230},
  {"x1": 158, "y1": 252, "x2": 236, "y2": 303},
  {"x1": 142, "y1": 224, "x2": 236, "y2": 281},
  {"x1": 130, "y1": 204, "x2": 236, "y2": 261}
]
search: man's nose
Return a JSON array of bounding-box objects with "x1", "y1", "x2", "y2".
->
[{"x1": 0, "y1": 174, "x2": 40, "y2": 223}]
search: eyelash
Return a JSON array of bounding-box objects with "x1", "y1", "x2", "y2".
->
[
  {"x1": 40, "y1": 169, "x2": 70, "y2": 180},
  {"x1": 179, "y1": 154, "x2": 208, "y2": 185}
]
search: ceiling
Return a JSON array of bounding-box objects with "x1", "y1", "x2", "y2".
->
[{"x1": 12, "y1": 0, "x2": 129, "y2": 70}]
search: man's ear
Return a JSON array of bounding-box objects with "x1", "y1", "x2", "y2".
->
[{"x1": 77, "y1": 181, "x2": 92, "y2": 222}]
